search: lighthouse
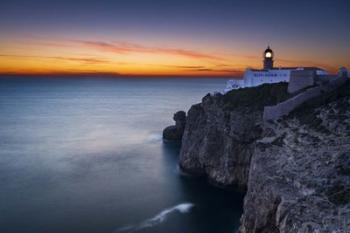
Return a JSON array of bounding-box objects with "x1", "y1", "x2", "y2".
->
[
  {"x1": 263, "y1": 46, "x2": 274, "y2": 70},
  {"x1": 223, "y1": 46, "x2": 328, "y2": 93}
]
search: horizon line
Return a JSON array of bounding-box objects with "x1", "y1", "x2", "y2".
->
[{"x1": 0, "y1": 72, "x2": 242, "y2": 78}]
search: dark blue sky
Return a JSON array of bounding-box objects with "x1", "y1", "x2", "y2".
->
[{"x1": 1, "y1": 0, "x2": 348, "y2": 39}]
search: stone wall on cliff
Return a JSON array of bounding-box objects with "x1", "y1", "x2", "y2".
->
[{"x1": 263, "y1": 76, "x2": 348, "y2": 121}]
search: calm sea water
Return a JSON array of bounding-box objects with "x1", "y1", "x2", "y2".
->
[{"x1": 0, "y1": 77, "x2": 243, "y2": 233}]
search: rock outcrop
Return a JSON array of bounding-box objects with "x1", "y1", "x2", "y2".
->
[
  {"x1": 240, "y1": 82, "x2": 350, "y2": 233},
  {"x1": 163, "y1": 110, "x2": 187, "y2": 141},
  {"x1": 176, "y1": 80, "x2": 350, "y2": 232},
  {"x1": 179, "y1": 83, "x2": 291, "y2": 189}
]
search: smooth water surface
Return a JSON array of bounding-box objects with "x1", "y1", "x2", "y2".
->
[{"x1": 0, "y1": 77, "x2": 243, "y2": 233}]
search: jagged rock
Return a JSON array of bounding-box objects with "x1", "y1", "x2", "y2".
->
[
  {"x1": 163, "y1": 111, "x2": 186, "y2": 141},
  {"x1": 240, "y1": 83, "x2": 350, "y2": 233},
  {"x1": 176, "y1": 80, "x2": 350, "y2": 232},
  {"x1": 179, "y1": 83, "x2": 290, "y2": 190},
  {"x1": 239, "y1": 85, "x2": 350, "y2": 232},
  {"x1": 174, "y1": 110, "x2": 186, "y2": 129}
]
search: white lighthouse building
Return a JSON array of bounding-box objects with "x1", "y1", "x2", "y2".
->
[{"x1": 224, "y1": 46, "x2": 328, "y2": 93}]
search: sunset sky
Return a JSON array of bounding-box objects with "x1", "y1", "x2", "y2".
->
[{"x1": 1, "y1": 0, "x2": 349, "y2": 77}]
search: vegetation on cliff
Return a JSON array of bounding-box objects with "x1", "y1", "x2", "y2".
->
[{"x1": 223, "y1": 82, "x2": 292, "y2": 110}]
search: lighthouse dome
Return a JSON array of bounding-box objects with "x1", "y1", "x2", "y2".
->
[
  {"x1": 264, "y1": 46, "x2": 273, "y2": 54},
  {"x1": 264, "y1": 46, "x2": 273, "y2": 58},
  {"x1": 263, "y1": 46, "x2": 274, "y2": 69}
]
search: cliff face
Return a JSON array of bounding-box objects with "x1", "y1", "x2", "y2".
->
[
  {"x1": 179, "y1": 80, "x2": 350, "y2": 232},
  {"x1": 163, "y1": 111, "x2": 186, "y2": 141},
  {"x1": 179, "y1": 83, "x2": 291, "y2": 189},
  {"x1": 240, "y1": 83, "x2": 350, "y2": 232},
  {"x1": 179, "y1": 99, "x2": 259, "y2": 189}
]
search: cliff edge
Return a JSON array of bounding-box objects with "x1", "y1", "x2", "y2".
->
[
  {"x1": 177, "y1": 80, "x2": 350, "y2": 232},
  {"x1": 179, "y1": 83, "x2": 291, "y2": 190},
  {"x1": 240, "y1": 82, "x2": 350, "y2": 232},
  {"x1": 163, "y1": 111, "x2": 186, "y2": 141}
]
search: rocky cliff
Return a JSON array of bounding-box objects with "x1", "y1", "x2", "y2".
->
[
  {"x1": 179, "y1": 83, "x2": 291, "y2": 190},
  {"x1": 177, "y1": 80, "x2": 350, "y2": 232},
  {"x1": 240, "y1": 82, "x2": 350, "y2": 233},
  {"x1": 163, "y1": 111, "x2": 186, "y2": 141}
]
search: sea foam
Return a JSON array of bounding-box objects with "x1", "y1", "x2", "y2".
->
[
  {"x1": 115, "y1": 203, "x2": 194, "y2": 232},
  {"x1": 146, "y1": 133, "x2": 163, "y2": 143}
]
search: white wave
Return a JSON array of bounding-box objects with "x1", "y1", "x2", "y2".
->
[
  {"x1": 146, "y1": 133, "x2": 162, "y2": 143},
  {"x1": 115, "y1": 203, "x2": 194, "y2": 233}
]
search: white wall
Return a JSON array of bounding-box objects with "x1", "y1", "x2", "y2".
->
[
  {"x1": 244, "y1": 69, "x2": 290, "y2": 87},
  {"x1": 225, "y1": 68, "x2": 328, "y2": 92}
]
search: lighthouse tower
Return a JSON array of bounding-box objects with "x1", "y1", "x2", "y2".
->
[
  {"x1": 223, "y1": 46, "x2": 328, "y2": 93},
  {"x1": 263, "y1": 46, "x2": 274, "y2": 70}
]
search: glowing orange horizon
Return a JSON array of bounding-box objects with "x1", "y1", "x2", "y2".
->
[{"x1": 0, "y1": 37, "x2": 344, "y2": 77}]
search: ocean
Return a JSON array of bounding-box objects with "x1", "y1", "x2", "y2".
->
[{"x1": 0, "y1": 77, "x2": 243, "y2": 233}]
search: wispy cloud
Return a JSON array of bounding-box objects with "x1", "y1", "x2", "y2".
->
[
  {"x1": 69, "y1": 40, "x2": 225, "y2": 61},
  {"x1": 0, "y1": 54, "x2": 108, "y2": 64},
  {"x1": 159, "y1": 64, "x2": 242, "y2": 74},
  {"x1": 1, "y1": 38, "x2": 249, "y2": 76},
  {"x1": 160, "y1": 65, "x2": 207, "y2": 69}
]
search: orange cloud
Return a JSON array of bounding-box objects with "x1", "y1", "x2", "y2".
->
[
  {"x1": 156, "y1": 64, "x2": 243, "y2": 76},
  {"x1": 0, "y1": 37, "x2": 244, "y2": 76},
  {"x1": 0, "y1": 54, "x2": 108, "y2": 65},
  {"x1": 70, "y1": 40, "x2": 225, "y2": 61}
]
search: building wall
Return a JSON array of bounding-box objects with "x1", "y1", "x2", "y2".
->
[
  {"x1": 224, "y1": 79, "x2": 245, "y2": 93},
  {"x1": 287, "y1": 70, "x2": 316, "y2": 94},
  {"x1": 316, "y1": 70, "x2": 328, "y2": 75},
  {"x1": 224, "y1": 67, "x2": 329, "y2": 93},
  {"x1": 244, "y1": 69, "x2": 290, "y2": 87}
]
